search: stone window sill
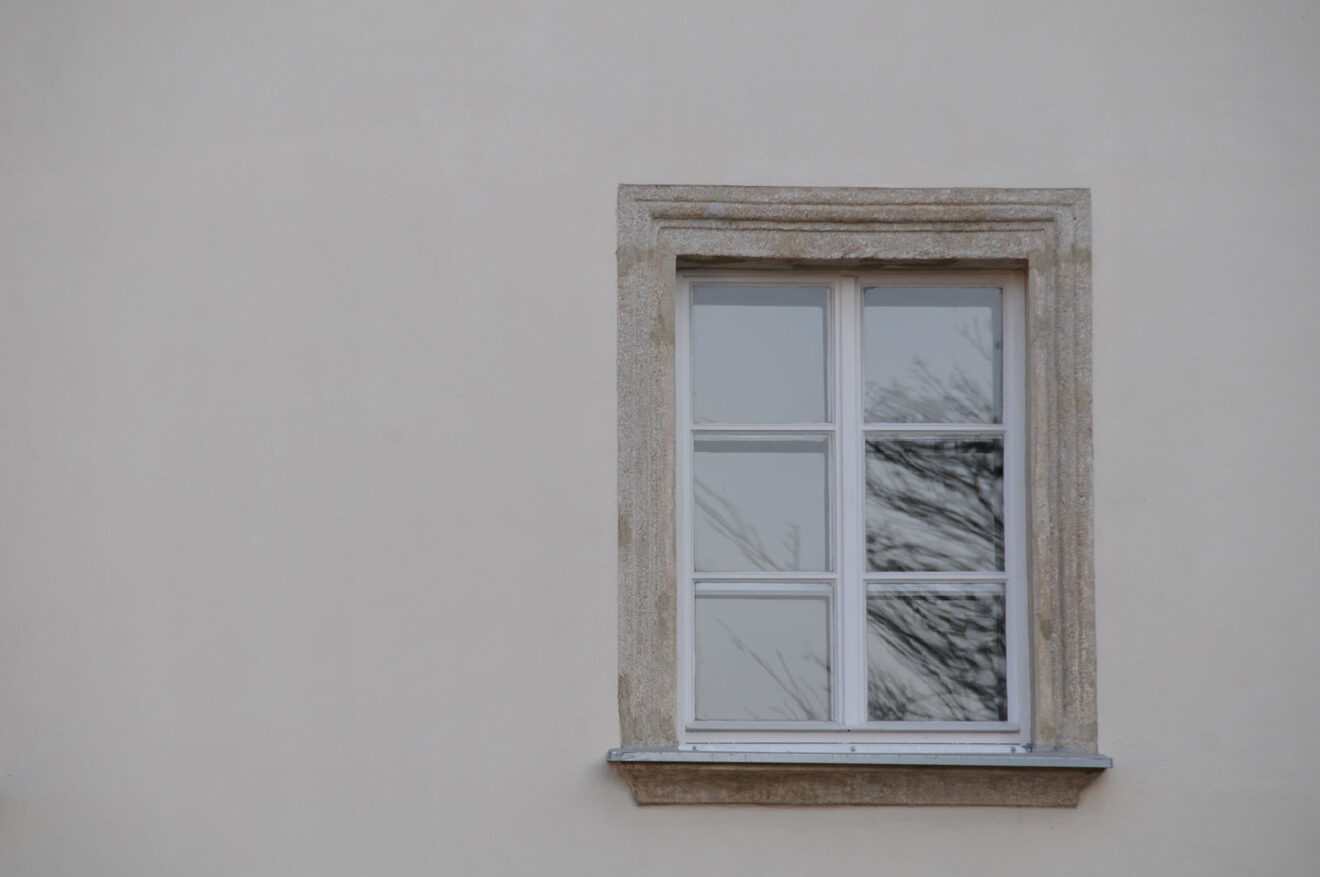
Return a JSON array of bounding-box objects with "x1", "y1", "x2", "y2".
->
[{"x1": 607, "y1": 748, "x2": 1111, "y2": 807}]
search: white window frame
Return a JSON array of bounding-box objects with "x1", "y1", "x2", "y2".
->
[{"x1": 675, "y1": 269, "x2": 1028, "y2": 750}]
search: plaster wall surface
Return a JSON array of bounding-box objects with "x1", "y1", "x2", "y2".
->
[{"x1": 1, "y1": 1, "x2": 1317, "y2": 874}]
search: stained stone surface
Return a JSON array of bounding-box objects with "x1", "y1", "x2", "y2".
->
[{"x1": 616, "y1": 185, "x2": 1099, "y2": 804}]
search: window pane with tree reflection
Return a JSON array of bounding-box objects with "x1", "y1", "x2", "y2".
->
[
  {"x1": 866, "y1": 589, "x2": 1006, "y2": 721},
  {"x1": 865, "y1": 438, "x2": 1004, "y2": 572},
  {"x1": 863, "y1": 287, "x2": 1001, "y2": 424}
]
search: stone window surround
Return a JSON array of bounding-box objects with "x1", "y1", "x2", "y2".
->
[{"x1": 610, "y1": 185, "x2": 1109, "y2": 806}]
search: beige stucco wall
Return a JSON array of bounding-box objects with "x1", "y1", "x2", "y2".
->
[{"x1": 1, "y1": 1, "x2": 1317, "y2": 873}]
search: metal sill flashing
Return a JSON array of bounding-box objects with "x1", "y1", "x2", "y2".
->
[{"x1": 607, "y1": 748, "x2": 1110, "y2": 807}]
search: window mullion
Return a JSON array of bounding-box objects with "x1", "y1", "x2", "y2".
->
[{"x1": 837, "y1": 276, "x2": 865, "y2": 727}]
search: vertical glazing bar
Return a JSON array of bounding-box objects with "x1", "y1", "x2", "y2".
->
[{"x1": 838, "y1": 276, "x2": 865, "y2": 726}]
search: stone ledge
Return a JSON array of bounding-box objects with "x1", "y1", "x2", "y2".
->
[{"x1": 607, "y1": 749, "x2": 1109, "y2": 807}]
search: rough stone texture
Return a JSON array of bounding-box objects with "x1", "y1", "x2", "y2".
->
[
  {"x1": 616, "y1": 185, "x2": 1099, "y2": 800},
  {"x1": 611, "y1": 762, "x2": 1104, "y2": 807}
]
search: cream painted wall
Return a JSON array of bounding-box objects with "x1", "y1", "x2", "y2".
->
[{"x1": 1, "y1": 0, "x2": 1317, "y2": 873}]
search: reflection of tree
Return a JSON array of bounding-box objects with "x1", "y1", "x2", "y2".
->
[
  {"x1": 690, "y1": 312, "x2": 1009, "y2": 724},
  {"x1": 866, "y1": 593, "x2": 1006, "y2": 721},
  {"x1": 865, "y1": 319, "x2": 997, "y2": 423},
  {"x1": 865, "y1": 321, "x2": 1007, "y2": 719},
  {"x1": 694, "y1": 479, "x2": 801, "y2": 571},
  {"x1": 713, "y1": 617, "x2": 829, "y2": 721},
  {"x1": 866, "y1": 317, "x2": 1003, "y2": 571},
  {"x1": 865, "y1": 438, "x2": 1003, "y2": 571},
  {"x1": 866, "y1": 360, "x2": 993, "y2": 423}
]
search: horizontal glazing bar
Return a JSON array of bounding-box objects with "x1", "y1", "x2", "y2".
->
[
  {"x1": 696, "y1": 571, "x2": 835, "y2": 582},
  {"x1": 865, "y1": 571, "x2": 1006, "y2": 583},
  {"x1": 863, "y1": 422, "x2": 1006, "y2": 433},
  {"x1": 867, "y1": 581, "x2": 1004, "y2": 594},
  {"x1": 694, "y1": 423, "x2": 835, "y2": 433},
  {"x1": 687, "y1": 721, "x2": 843, "y2": 732},
  {"x1": 695, "y1": 581, "x2": 834, "y2": 596}
]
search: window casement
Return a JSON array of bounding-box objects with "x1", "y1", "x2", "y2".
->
[
  {"x1": 676, "y1": 270, "x2": 1027, "y2": 748},
  {"x1": 610, "y1": 186, "x2": 1110, "y2": 806}
]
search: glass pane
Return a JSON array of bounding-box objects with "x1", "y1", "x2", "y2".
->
[
  {"x1": 691, "y1": 285, "x2": 829, "y2": 424},
  {"x1": 863, "y1": 287, "x2": 1001, "y2": 423},
  {"x1": 696, "y1": 595, "x2": 831, "y2": 722},
  {"x1": 865, "y1": 437, "x2": 1003, "y2": 571},
  {"x1": 694, "y1": 436, "x2": 831, "y2": 572},
  {"x1": 867, "y1": 588, "x2": 1006, "y2": 721}
]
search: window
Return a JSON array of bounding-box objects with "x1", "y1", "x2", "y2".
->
[
  {"x1": 676, "y1": 270, "x2": 1026, "y2": 746},
  {"x1": 611, "y1": 186, "x2": 1110, "y2": 806}
]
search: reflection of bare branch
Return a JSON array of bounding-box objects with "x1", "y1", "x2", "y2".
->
[
  {"x1": 865, "y1": 314, "x2": 997, "y2": 423},
  {"x1": 694, "y1": 479, "x2": 783, "y2": 571},
  {"x1": 863, "y1": 313, "x2": 1003, "y2": 571},
  {"x1": 694, "y1": 480, "x2": 804, "y2": 571},
  {"x1": 867, "y1": 593, "x2": 1006, "y2": 721},
  {"x1": 956, "y1": 314, "x2": 994, "y2": 362},
  {"x1": 868, "y1": 670, "x2": 925, "y2": 721},
  {"x1": 866, "y1": 438, "x2": 1003, "y2": 571},
  {"x1": 866, "y1": 359, "x2": 994, "y2": 423},
  {"x1": 693, "y1": 308, "x2": 1006, "y2": 722},
  {"x1": 781, "y1": 524, "x2": 801, "y2": 572},
  {"x1": 863, "y1": 311, "x2": 1007, "y2": 720},
  {"x1": 716, "y1": 617, "x2": 829, "y2": 721}
]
